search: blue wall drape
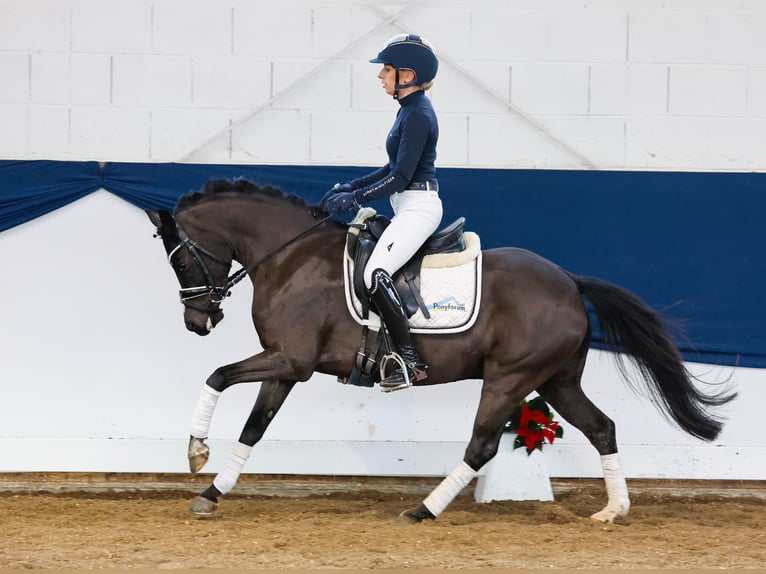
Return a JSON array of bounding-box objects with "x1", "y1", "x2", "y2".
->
[{"x1": 1, "y1": 160, "x2": 764, "y2": 368}]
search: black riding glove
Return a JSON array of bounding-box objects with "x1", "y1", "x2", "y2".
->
[
  {"x1": 324, "y1": 191, "x2": 360, "y2": 214},
  {"x1": 330, "y1": 182, "x2": 353, "y2": 194}
]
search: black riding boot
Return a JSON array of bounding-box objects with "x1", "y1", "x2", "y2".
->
[{"x1": 369, "y1": 268, "x2": 428, "y2": 389}]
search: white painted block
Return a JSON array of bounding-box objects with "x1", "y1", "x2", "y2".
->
[
  {"x1": 669, "y1": 66, "x2": 748, "y2": 116},
  {"x1": 351, "y1": 62, "x2": 392, "y2": 112},
  {"x1": 152, "y1": 2, "x2": 232, "y2": 55},
  {"x1": 71, "y1": 1, "x2": 152, "y2": 53},
  {"x1": 151, "y1": 108, "x2": 236, "y2": 162},
  {"x1": 550, "y1": 11, "x2": 627, "y2": 62},
  {"x1": 69, "y1": 107, "x2": 150, "y2": 160},
  {"x1": 310, "y1": 5, "x2": 355, "y2": 58},
  {"x1": 706, "y1": 14, "x2": 766, "y2": 65},
  {"x1": 511, "y1": 63, "x2": 589, "y2": 115},
  {"x1": 628, "y1": 12, "x2": 706, "y2": 63},
  {"x1": 310, "y1": 111, "x2": 389, "y2": 165},
  {"x1": 542, "y1": 116, "x2": 625, "y2": 168},
  {"x1": 474, "y1": 434, "x2": 554, "y2": 502},
  {"x1": 436, "y1": 61, "x2": 511, "y2": 114},
  {"x1": 233, "y1": 4, "x2": 312, "y2": 57},
  {"x1": 748, "y1": 69, "x2": 766, "y2": 117},
  {"x1": 591, "y1": 64, "x2": 671, "y2": 116},
  {"x1": 28, "y1": 106, "x2": 70, "y2": 158},
  {"x1": 70, "y1": 54, "x2": 111, "y2": 105},
  {"x1": 0, "y1": 53, "x2": 29, "y2": 102},
  {"x1": 0, "y1": 104, "x2": 27, "y2": 157},
  {"x1": 589, "y1": 65, "x2": 629, "y2": 115},
  {"x1": 0, "y1": 0, "x2": 71, "y2": 51},
  {"x1": 469, "y1": 8, "x2": 550, "y2": 61},
  {"x1": 192, "y1": 56, "x2": 272, "y2": 108},
  {"x1": 230, "y1": 109, "x2": 311, "y2": 164},
  {"x1": 275, "y1": 59, "x2": 353, "y2": 112},
  {"x1": 112, "y1": 55, "x2": 192, "y2": 107},
  {"x1": 626, "y1": 117, "x2": 766, "y2": 170},
  {"x1": 626, "y1": 64, "x2": 668, "y2": 115},
  {"x1": 436, "y1": 113, "x2": 469, "y2": 167},
  {"x1": 30, "y1": 54, "x2": 70, "y2": 104},
  {"x1": 467, "y1": 113, "x2": 580, "y2": 169}
]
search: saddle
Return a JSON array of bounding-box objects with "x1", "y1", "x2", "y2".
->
[
  {"x1": 341, "y1": 209, "x2": 469, "y2": 390},
  {"x1": 345, "y1": 209, "x2": 467, "y2": 320}
]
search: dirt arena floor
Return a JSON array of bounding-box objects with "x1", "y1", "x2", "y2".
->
[{"x1": 0, "y1": 474, "x2": 764, "y2": 570}]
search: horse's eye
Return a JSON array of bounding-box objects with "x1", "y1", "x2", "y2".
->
[{"x1": 178, "y1": 262, "x2": 187, "y2": 272}]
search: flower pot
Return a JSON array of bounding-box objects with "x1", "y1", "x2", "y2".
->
[{"x1": 474, "y1": 432, "x2": 554, "y2": 502}]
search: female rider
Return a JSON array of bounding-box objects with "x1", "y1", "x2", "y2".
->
[{"x1": 324, "y1": 34, "x2": 442, "y2": 390}]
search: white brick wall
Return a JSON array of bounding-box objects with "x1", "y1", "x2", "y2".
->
[{"x1": 1, "y1": 0, "x2": 765, "y2": 171}]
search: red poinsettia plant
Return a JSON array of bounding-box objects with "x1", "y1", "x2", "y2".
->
[{"x1": 505, "y1": 396, "x2": 563, "y2": 455}]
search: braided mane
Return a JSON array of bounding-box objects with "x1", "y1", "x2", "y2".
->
[{"x1": 175, "y1": 178, "x2": 313, "y2": 214}]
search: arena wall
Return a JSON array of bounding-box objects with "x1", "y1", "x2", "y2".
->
[{"x1": 1, "y1": 1, "x2": 764, "y2": 479}]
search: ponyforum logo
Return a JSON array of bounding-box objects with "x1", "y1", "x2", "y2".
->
[{"x1": 429, "y1": 296, "x2": 467, "y2": 313}]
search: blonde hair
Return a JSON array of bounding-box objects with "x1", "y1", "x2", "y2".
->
[{"x1": 421, "y1": 80, "x2": 433, "y2": 91}]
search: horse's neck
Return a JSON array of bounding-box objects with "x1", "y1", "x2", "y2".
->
[{"x1": 186, "y1": 200, "x2": 321, "y2": 266}]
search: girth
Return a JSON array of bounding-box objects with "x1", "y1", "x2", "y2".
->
[{"x1": 346, "y1": 214, "x2": 466, "y2": 319}]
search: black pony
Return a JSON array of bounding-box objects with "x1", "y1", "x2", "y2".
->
[{"x1": 147, "y1": 178, "x2": 734, "y2": 523}]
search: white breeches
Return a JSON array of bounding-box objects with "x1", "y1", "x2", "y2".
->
[{"x1": 363, "y1": 189, "x2": 443, "y2": 289}]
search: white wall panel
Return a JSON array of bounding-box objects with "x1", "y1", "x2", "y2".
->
[
  {"x1": 628, "y1": 13, "x2": 707, "y2": 63},
  {"x1": 706, "y1": 14, "x2": 766, "y2": 65},
  {"x1": 669, "y1": 67, "x2": 748, "y2": 117},
  {"x1": 2, "y1": 0, "x2": 765, "y2": 171},
  {"x1": 70, "y1": 1, "x2": 152, "y2": 54},
  {"x1": 112, "y1": 55, "x2": 192, "y2": 107},
  {"x1": 0, "y1": 53, "x2": 29, "y2": 102},
  {"x1": 747, "y1": 68, "x2": 766, "y2": 117},
  {"x1": 28, "y1": 106, "x2": 70, "y2": 158},
  {"x1": 549, "y1": 11, "x2": 627, "y2": 62},
  {"x1": 30, "y1": 53, "x2": 70, "y2": 104},
  {"x1": 191, "y1": 56, "x2": 272, "y2": 108}
]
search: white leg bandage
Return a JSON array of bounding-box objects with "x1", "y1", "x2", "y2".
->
[
  {"x1": 423, "y1": 461, "x2": 478, "y2": 517},
  {"x1": 212, "y1": 442, "x2": 252, "y2": 495},
  {"x1": 601, "y1": 453, "x2": 630, "y2": 515},
  {"x1": 189, "y1": 385, "x2": 221, "y2": 439}
]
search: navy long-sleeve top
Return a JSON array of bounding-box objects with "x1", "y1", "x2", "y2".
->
[{"x1": 351, "y1": 90, "x2": 438, "y2": 203}]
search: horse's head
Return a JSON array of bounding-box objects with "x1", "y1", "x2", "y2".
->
[{"x1": 147, "y1": 209, "x2": 231, "y2": 336}]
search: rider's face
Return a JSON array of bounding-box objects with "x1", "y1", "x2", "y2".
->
[
  {"x1": 378, "y1": 65, "x2": 397, "y2": 96},
  {"x1": 378, "y1": 65, "x2": 415, "y2": 97}
]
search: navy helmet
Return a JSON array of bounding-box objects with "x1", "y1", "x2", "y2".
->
[{"x1": 370, "y1": 34, "x2": 438, "y2": 97}]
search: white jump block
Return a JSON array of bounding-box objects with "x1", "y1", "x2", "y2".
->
[{"x1": 474, "y1": 433, "x2": 554, "y2": 503}]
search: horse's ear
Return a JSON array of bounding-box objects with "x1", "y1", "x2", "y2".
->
[{"x1": 146, "y1": 209, "x2": 178, "y2": 240}]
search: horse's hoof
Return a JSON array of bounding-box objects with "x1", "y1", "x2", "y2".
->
[
  {"x1": 189, "y1": 496, "x2": 219, "y2": 517},
  {"x1": 396, "y1": 503, "x2": 436, "y2": 524},
  {"x1": 188, "y1": 437, "x2": 210, "y2": 473},
  {"x1": 590, "y1": 502, "x2": 629, "y2": 525}
]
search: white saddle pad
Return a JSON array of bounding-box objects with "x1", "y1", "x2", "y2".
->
[{"x1": 343, "y1": 229, "x2": 482, "y2": 335}]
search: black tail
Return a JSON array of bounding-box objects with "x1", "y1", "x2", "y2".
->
[{"x1": 576, "y1": 275, "x2": 736, "y2": 441}]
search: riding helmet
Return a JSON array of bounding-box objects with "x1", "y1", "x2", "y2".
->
[{"x1": 369, "y1": 33, "x2": 439, "y2": 87}]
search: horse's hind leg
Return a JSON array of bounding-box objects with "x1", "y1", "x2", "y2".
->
[
  {"x1": 189, "y1": 379, "x2": 296, "y2": 516},
  {"x1": 399, "y1": 375, "x2": 533, "y2": 523},
  {"x1": 537, "y1": 366, "x2": 630, "y2": 524}
]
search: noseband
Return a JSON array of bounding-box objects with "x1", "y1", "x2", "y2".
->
[
  {"x1": 168, "y1": 214, "x2": 331, "y2": 315},
  {"x1": 168, "y1": 226, "x2": 234, "y2": 314}
]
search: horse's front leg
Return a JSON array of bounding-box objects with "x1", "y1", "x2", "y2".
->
[
  {"x1": 190, "y1": 379, "x2": 297, "y2": 516},
  {"x1": 186, "y1": 350, "x2": 298, "y2": 472}
]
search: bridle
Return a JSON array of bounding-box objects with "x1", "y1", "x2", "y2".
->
[{"x1": 166, "y1": 214, "x2": 331, "y2": 315}]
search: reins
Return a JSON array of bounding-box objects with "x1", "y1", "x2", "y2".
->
[
  {"x1": 171, "y1": 213, "x2": 331, "y2": 310},
  {"x1": 224, "y1": 214, "x2": 332, "y2": 290}
]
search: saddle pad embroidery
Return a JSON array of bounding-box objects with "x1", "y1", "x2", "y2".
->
[{"x1": 343, "y1": 234, "x2": 482, "y2": 334}]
